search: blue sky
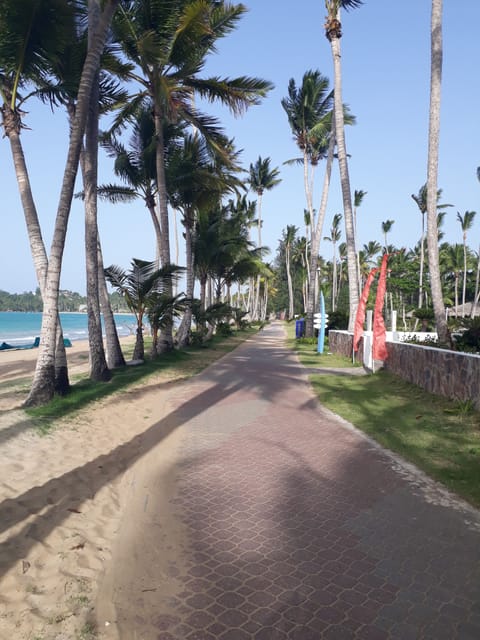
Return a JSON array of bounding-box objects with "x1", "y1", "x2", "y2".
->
[{"x1": 1, "y1": 0, "x2": 479, "y2": 294}]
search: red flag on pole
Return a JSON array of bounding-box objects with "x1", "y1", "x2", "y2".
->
[
  {"x1": 373, "y1": 253, "x2": 389, "y2": 361},
  {"x1": 353, "y1": 267, "x2": 379, "y2": 352}
]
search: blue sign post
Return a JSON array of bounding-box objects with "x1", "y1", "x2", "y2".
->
[{"x1": 317, "y1": 291, "x2": 326, "y2": 354}]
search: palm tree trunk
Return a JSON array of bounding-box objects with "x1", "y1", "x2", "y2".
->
[
  {"x1": 304, "y1": 130, "x2": 335, "y2": 336},
  {"x1": 286, "y1": 247, "x2": 294, "y2": 320},
  {"x1": 176, "y1": 213, "x2": 194, "y2": 347},
  {"x1": 471, "y1": 245, "x2": 480, "y2": 318},
  {"x1": 426, "y1": 0, "x2": 449, "y2": 345},
  {"x1": 97, "y1": 241, "x2": 125, "y2": 368},
  {"x1": 462, "y1": 235, "x2": 468, "y2": 315},
  {"x1": 83, "y1": 4, "x2": 110, "y2": 381},
  {"x1": 418, "y1": 215, "x2": 425, "y2": 307},
  {"x1": 329, "y1": 28, "x2": 359, "y2": 329},
  {"x1": 25, "y1": 0, "x2": 119, "y2": 406},
  {"x1": 154, "y1": 106, "x2": 174, "y2": 351}
]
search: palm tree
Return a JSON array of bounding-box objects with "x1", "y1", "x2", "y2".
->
[
  {"x1": 0, "y1": 0, "x2": 79, "y2": 397},
  {"x1": 4, "y1": 0, "x2": 120, "y2": 405},
  {"x1": 411, "y1": 183, "x2": 452, "y2": 308},
  {"x1": 282, "y1": 69, "x2": 338, "y2": 336},
  {"x1": 324, "y1": 0, "x2": 363, "y2": 330},
  {"x1": 168, "y1": 132, "x2": 243, "y2": 346},
  {"x1": 354, "y1": 189, "x2": 367, "y2": 292},
  {"x1": 442, "y1": 244, "x2": 464, "y2": 317},
  {"x1": 425, "y1": 0, "x2": 449, "y2": 345},
  {"x1": 381, "y1": 219, "x2": 394, "y2": 251},
  {"x1": 248, "y1": 156, "x2": 281, "y2": 320},
  {"x1": 111, "y1": 0, "x2": 273, "y2": 349},
  {"x1": 105, "y1": 259, "x2": 183, "y2": 360},
  {"x1": 324, "y1": 213, "x2": 342, "y2": 310},
  {"x1": 457, "y1": 210, "x2": 477, "y2": 314},
  {"x1": 283, "y1": 225, "x2": 298, "y2": 320}
]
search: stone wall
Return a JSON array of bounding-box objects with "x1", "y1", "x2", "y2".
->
[{"x1": 329, "y1": 330, "x2": 480, "y2": 410}]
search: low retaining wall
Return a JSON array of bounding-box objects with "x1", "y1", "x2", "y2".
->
[{"x1": 329, "y1": 330, "x2": 480, "y2": 410}]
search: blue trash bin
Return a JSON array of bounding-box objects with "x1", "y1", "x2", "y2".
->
[{"x1": 295, "y1": 318, "x2": 305, "y2": 338}]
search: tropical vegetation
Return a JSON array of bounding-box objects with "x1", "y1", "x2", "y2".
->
[{"x1": 1, "y1": 0, "x2": 478, "y2": 407}]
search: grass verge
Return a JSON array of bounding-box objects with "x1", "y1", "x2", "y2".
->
[
  {"x1": 26, "y1": 327, "x2": 258, "y2": 433},
  {"x1": 288, "y1": 322, "x2": 480, "y2": 508}
]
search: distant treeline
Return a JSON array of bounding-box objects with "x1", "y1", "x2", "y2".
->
[{"x1": 0, "y1": 289, "x2": 128, "y2": 313}]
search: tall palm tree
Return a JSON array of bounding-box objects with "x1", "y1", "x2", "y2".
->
[
  {"x1": 1, "y1": 0, "x2": 121, "y2": 405},
  {"x1": 354, "y1": 189, "x2": 367, "y2": 292},
  {"x1": 425, "y1": 0, "x2": 449, "y2": 345},
  {"x1": 168, "y1": 132, "x2": 243, "y2": 346},
  {"x1": 457, "y1": 210, "x2": 477, "y2": 314},
  {"x1": 248, "y1": 156, "x2": 281, "y2": 320},
  {"x1": 324, "y1": 0, "x2": 363, "y2": 330},
  {"x1": 381, "y1": 219, "x2": 394, "y2": 251},
  {"x1": 282, "y1": 70, "x2": 341, "y2": 336},
  {"x1": 111, "y1": 0, "x2": 273, "y2": 349},
  {"x1": 0, "y1": 0, "x2": 78, "y2": 396},
  {"x1": 411, "y1": 183, "x2": 452, "y2": 308},
  {"x1": 324, "y1": 213, "x2": 342, "y2": 310},
  {"x1": 442, "y1": 244, "x2": 464, "y2": 318},
  {"x1": 283, "y1": 225, "x2": 298, "y2": 320}
]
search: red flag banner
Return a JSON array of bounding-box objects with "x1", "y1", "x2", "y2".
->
[
  {"x1": 353, "y1": 267, "x2": 379, "y2": 352},
  {"x1": 373, "y1": 253, "x2": 389, "y2": 361}
]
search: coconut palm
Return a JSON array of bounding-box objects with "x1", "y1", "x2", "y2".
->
[
  {"x1": 324, "y1": 213, "x2": 342, "y2": 310},
  {"x1": 283, "y1": 225, "x2": 298, "y2": 320},
  {"x1": 168, "y1": 132, "x2": 243, "y2": 346},
  {"x1": 105, "y1": 259, "x2": 183, "y2": 360},
  {"x1": 1, "y1": 0, "x2": 120, "y2": 405},
  {"x1": 425, "y1": 0, "x2": 449, "y2": 344},
  {"x1": 324, "y1": 0, "x2": 363, "y2": 329},
  {"x1": 411, "y1": 183, "x2": 452, "y2": 308},
  {"x1": 457, "y1": 210, "x2": 477, "y2": 314},
  {"x1": 282, "y1": 70, "x2": 336, "y2": 335},
  {"x1": 248, "y1": 156, "x2": 281, "y2": 320},
  {"x1": 381, "y1": 219, "x2": 394, "y2": 251},
  {"x1": 111, "y1": 0, "x2": 273, "y2": 349},
  {"x1": 354, "y1": 189, "x2": 367, "y2": 291},
  {"x1": 442, "y1": 244, "x2": 464, "y2": 317},
  {"x1": 0, "y1": 0, "x2": 78, "y2": 397}
]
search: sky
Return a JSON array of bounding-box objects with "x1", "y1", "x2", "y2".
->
[{"x1": 1, "y1": 0, "x2": 480, "y2": 295}]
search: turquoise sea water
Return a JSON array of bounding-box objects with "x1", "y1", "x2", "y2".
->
[{"x1": 0, "y1": 311, "x2": 138, "y2": 346}]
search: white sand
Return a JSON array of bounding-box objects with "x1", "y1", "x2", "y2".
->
[{"x1": 0, "y1": 337, "x2": 183, "y2": 639}]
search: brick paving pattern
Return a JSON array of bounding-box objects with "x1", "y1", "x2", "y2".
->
[{"x1": 112, "y1": 322, "x2": 480, "y2": 639}]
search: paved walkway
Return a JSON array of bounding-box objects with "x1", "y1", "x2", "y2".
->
[{"x1": 100, "y1": 322, "x2": 480, "y2": 640}]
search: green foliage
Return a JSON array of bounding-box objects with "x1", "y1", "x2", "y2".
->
[
  {"x1": 216, "y1": 322, "x2": 233, "y2": 337},
  {"x1": 453, "y1": 318, "x2": 480, "y2": 353},
  {"x1": 326, "y1": 309, "x2": 348, "y2": 331}
]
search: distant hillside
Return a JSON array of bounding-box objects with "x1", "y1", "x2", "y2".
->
[{"x1": 0, "y1": 289, "x2": 128, "y2": 313}]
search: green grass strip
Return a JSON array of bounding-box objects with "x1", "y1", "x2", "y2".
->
[{"x1": 287, "y1": 321, "x2": 480, "y2": 508}]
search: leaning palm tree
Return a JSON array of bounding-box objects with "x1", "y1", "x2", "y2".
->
[
  {"x1": 324, "y1": 0, "x2": 363, "y2": 329},
  {"x1": 457, "y1": 210, "x2": 477, "y2": 314},
  {"x1": 425, "y1": 0, "x2": 449, "y2": 345},
  {"x1": 111, "y1": 0, "x2": 273, "y2": 349},
  {"x1": 0, "y1": 0, "x2": 78, "y2": 397},
  {"x1": 9, "y1": 0, "x2": 121, "y2": 406},
  {"x1": 248, "y1": 156, "x2": 281, "y2": 319}
]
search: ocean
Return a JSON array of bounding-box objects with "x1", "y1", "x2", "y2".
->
[{"x1": 0, "y1": 312, "x2": 138, "y2": 346}]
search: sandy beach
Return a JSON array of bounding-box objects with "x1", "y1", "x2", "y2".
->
[{"x1": 0, "y1": 336, "x2": 180, "y2": 639}]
